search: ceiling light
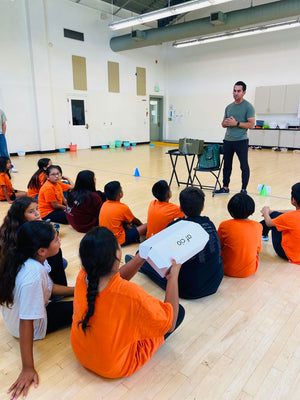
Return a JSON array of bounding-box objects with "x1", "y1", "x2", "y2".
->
[
  {"x1": 109, "y1": 0, "x2": 234, "y2": 31},
  {"x1": 173, "y1": 19, "x2": 300, "y2": 48}
]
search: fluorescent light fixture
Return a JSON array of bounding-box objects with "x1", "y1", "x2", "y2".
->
[
  {"x1": 109, "y1": 0, "x2": 234, "y2": 31},
  {"x1": 173, "y1": 19, "x2": 300, "y2": 48}
]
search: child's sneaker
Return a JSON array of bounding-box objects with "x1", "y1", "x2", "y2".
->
[{"x1": 262, "y1": 235, "x2": 269, "y2": 241}]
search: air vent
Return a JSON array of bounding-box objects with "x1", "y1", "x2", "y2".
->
[
  {"x1": 64, "y1": 29, "x2": 84, "y2": 41},
  {"x1": 210, "y1": 12, "x2": 227, "y2": 26}
]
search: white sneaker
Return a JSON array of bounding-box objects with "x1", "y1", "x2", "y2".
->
[{"x1": 11, "y1": 167, "x2": 18, "y2": 173}]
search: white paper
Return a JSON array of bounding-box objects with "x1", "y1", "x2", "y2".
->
[{"x1": 139, "y1": 220, "x2": 209, "y2": 277}]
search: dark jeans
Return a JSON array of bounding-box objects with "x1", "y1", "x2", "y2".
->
[
  {"x1": 223, "y1": 139, "x2": 249, "y2": 190},
  {"x1": 46, "y1": 300, "x2": 73, "y2": 334},
  {"x1": 164, "y1": 304, "x2": 185, "y2": 340},
  {"x1": 260, "y1": 212, "x2": 288, "y2": 261},
  {"x1": 43, "y1": 209, "x2": 68, "y2": 224},
  {"x1": 139, "y1": 261, "x2": 223, "y2": 300}
]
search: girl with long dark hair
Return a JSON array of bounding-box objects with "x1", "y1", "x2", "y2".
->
[
  {"x1": 27, "y1": 158, "x2": 52, "y2": 198},
  {"x1": 66, "y1": 170, "x2": 106, "y2": 232},
  {"x1": 71, "y1": 227, "x2": 184, "y2": 378},
  {"x1": 0, "y1": 221, "x2": 74, "y2": 399},
  {"x1": 0, "y1": 196, "x2": 68, "y2": 285}
]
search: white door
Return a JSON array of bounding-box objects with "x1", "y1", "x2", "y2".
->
[{"x1": 68, "y1": 97, "x2": 90, "y2": 149}]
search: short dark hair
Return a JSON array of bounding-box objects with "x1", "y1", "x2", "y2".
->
[
  {"x1": 152, "y1": 180, "x2": 170, "y2": 202},
  {"x1": 104, "y1": 181, "x2": 122, "y2": 201},
  {"x1": 227, "y1": 193, "x2": 255, "y2": 219},
  {"x1": 234, "y1": 81, "x2": 246, "y2": 91},
  {"x1": 179, "y1": 187, "x2": 205, "y2": 217},
  {"x1": 291, "y1": 182, "x2": 300, "y2": 205}
]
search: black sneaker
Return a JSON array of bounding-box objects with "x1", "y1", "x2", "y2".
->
[
  {"x1": 214, "y1": 187, "x2": 229, "y2": 194},
  {"x1": 240, "y1": 189, "x2": 247, "y2": 194}
]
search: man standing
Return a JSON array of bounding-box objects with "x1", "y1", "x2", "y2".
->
[
  {"x1": 215, "y1": 81, "x2": 255, "y2": 194},
  {"x1": 0, "y1": 108, "x2": 18, "y2": 172}
]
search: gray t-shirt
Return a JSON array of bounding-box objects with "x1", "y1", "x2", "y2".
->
[
  {"x1": 224, "y1": 99, "x2": 255, "y2": 141},
  {"x1": 0, "y1": 109, "x2": 7, "y2": 135}
]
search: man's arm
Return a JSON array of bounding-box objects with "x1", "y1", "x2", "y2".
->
[
  {"x1": 2, "y1": 121, "x2": 6, "y2": 135},
  {"x1": 223, "y1": 116, "x2": 255, "y2": 129},
  {"x1": 8, "y1": 319, "x2": 39, "y2": 400}
]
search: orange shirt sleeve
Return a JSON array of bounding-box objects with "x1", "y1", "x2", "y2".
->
[{"x1": 59, "y1": 181, "x2": 70, "y2": 192}]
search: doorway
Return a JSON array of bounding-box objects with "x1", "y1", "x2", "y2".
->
[
  {"x1": 150, "y1": 96, "x2": 163, "y2": 142},
  {"x1": 67, "y1": 97, "x2": 90, "y2": 149}
]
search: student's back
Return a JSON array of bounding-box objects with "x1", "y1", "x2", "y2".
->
[
  {"x1": 218, "y1": 219, "x2": 262, "y2": 277},
  {"x1": 218, "y1": 193, "x2": 262, "y2": 277},
  {"x1": 146, "y1": 180, "x2": 184, "y2": 238},
  {"x1": 171, "y1": 215, "x2": 223, "y2": 299},
  {"x1": 139, "y1": 187, "x2": 223, "y2": 299}
]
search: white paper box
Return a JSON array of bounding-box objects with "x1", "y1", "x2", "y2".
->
[{"x1": 139, "y1": 220, "x2": 209, "y2": 277}]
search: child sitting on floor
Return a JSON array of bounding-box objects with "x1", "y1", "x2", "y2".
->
[
  {"x1": 218, "y1": 193, "x2": 262, "y2": 278},
  {"x1": 0, "y1": 221, "x2": 74, "y2": 399},
  {"x1": 260, "y1": 182, "x2": 300, "y2": 264},
  {"x1": 71, "y1": 227, "x2": 184, "y2": 378},
  {"x1": 146, "y1": 180, "x2": 184, "y2": 238},
  {"x1": 138, "y1": 187, "x2": 224, "y2": 299},
  {"x1": 38, "y1": 165, "x2": 71, "y2": 224},
  {"x1": 0, "y1": 157, "x2": 26, "y2": 203},
  {"x1": 99, "y1": 180, "x2": 147, "y2": 246}
]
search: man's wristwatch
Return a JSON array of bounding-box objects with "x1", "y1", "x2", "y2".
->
[{"x1": 236, "y1": 121, "x2": 240, "y2": 127}]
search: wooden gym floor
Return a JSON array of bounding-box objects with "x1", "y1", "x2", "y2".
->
[{"x1": 0, "y1": 144, "x2": 300, "y2": 399}]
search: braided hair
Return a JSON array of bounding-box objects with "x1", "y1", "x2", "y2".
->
[
  {"x1": 78, "y1": 227, "x2": 119, "y2": 333},
  {"x1": 0, "y1": 220, "x2": 55, "y2": 307}
]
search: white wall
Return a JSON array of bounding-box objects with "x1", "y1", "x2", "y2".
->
[
  {"x1": 1, "y1": 0, "x2": 300, "y2": 151},
  {"x1": 163, "y1": 26, "x2": 300, "y2": 142},
  {"x1": 0, "y1": 0, "x2": 165, "y2": 152}
]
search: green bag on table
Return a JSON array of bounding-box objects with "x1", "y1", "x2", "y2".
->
[{"x1": 179, "y1": 138, "x2": 204, "y2": 155}]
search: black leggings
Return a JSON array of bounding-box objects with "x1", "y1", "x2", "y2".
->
[
  {"x1": 223, "y1": 139, "x2": 249, "y2": 189},
  {"x1": 46, "y1": 300, "x2": 73, "y2": 334},
  {"x1": 47, "y1": 249, "x2": 67, "y2": 286},
  {"x1": 260, "y1": 212, "x2": 288, "y2": 261}
]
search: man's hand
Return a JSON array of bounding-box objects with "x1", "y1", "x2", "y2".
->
[
  {"x1": 224, "y1": 116, "x2": 237, "y2": 127},
  {"x1": 8, "y1": 367, "x2": 39, "y2": 400}
]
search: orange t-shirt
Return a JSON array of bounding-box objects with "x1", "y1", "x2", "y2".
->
[
  {"x1": 27, "y1": 172, "x2": 46, "y2": 198},
  {"x1": 71, "y1": 269, "x2": 173, "y2": 378},
  {"x1": 273, "y1": 210, "x2": 300, "y2": 264},
  {"x1": 0, "y1": 172, "x2": 13, "y2": 200},
  {"x1": 38, "y1": 179, "x2": 64, "y2": 218},
  {"x1": 99, "y1": 200, "x2": 135, "y2": 244},
  {"x1": 146, "y1": 200, "x2": 184, "y2": 238},
  {"x1": 218, "y1": 219, "x2": 262, "y2": 277}
]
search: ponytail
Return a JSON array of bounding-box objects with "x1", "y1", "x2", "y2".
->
[{"x1": 78, "y1": 227, "x2": 119, "y2": 332}]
